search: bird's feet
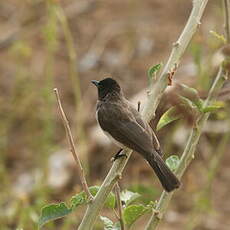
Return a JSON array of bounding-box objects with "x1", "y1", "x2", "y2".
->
[{"x1": 111, "y1": 149, "x2": 127, "y2": 161}]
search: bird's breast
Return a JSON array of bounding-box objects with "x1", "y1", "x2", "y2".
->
[{"x1": 95, "y1": 101, "x2": 124, "y2": 148}]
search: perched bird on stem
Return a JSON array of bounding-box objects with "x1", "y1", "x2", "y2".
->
[{"x1": 92, "y1": 78, "x2": 180, "y2": 192}]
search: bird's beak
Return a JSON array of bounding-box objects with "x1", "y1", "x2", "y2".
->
[{"x1": 91, "y1": 80, "x2": 99, "y2": 87}]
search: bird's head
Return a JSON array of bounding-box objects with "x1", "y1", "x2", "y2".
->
[{"x1": 91, "y1": 78, "x2": 121, "y2": 100}]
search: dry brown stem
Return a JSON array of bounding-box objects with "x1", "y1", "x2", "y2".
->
[{"x1": 53, "y1": 88, "x2": 93, "y2": 200}]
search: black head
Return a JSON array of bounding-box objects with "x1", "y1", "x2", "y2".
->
[{"x1": 91, "y1": 78, "x2": 121, "y2": 100}]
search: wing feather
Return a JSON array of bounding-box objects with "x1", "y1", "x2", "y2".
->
[{"x1": 97, "y1": 102, "x2": 154, "y2": 157}]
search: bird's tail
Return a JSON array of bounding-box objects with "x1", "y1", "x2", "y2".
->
[{"x1": 145, "y1": 152, "x2": 180, "y2": 192}]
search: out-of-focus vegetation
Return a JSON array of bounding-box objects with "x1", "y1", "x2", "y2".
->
[{"x1": 0, "y1": 0, "x2": 229, "y2": 229}]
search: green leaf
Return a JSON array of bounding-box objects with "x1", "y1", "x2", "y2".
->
[
  {"x1": 38, "y1": 202, "x2": 72, "y2": 228},
  {"x1": 179, "y1": 84, "x2": 204, "y2": 111},
  {"x1": 128, "y1": 185, "x2": 159, "y2": 205},
  {"x1": 166, "y1": 155, "x2": 180, "y2": 171},
  {"x1": 113, "y1": 222, "x2": 121, "y2": 230},
  {"x1": 100, "y1": 216, "x2": 113, "y2": 229},
  {"x1": 120, "y1": 190, "x2": 141, "y2": 206},
  {"x1": 71, "y1": 187, "x2": 97, "y2": 210},
  {"x1": 193, "y1": 99, "x2": 204, "y2": 112},
  {"x1": 71, "y1": 192, "x2": 87, "y2": 210},
  {"x1": 202, "y1": 105, "x2": 222, "y2": 113},
  {"x1": 71, "y1": 186, "x2": 115, "y2": 209},
  {"x1": 100, "y1": 216, "x2": 121, "y2": 230},
  {"x1": 156, "y1": 106, "x2": 181, "y2": 131},
  {"x1": 210, "y1": 30, "x2": 226, "y2": 44},
  {"x1": 105, "y1": 190, "x2": 116, "y2": 209},
  {"x1": 123, "y1": 204, "x2": 150, "y2": 227},
  {"x1": 148, "y1": 63, "x2": 163, "y2": 82},
  {"x1": 179, "y1": 95, "x2": 196, "y2": 109},
  {"x1": 38, "y1": 185, "x2": 116, "y2": 228},
  {"x1": 180, "y1": 84, "x2": 199, "y2": 98}
]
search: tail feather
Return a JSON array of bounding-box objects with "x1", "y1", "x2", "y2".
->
[{"x1": 146, "y1": 152, "x2": 180, "y2": 192}]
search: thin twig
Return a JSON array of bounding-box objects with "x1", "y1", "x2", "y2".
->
[
  {"x1": 113, "y1": 208, "x2": 120, "y2": 220},
  {"x1": 53, "y1": 88, "x2": 93, "y2": 200},
  {"x1": 114, "y1": 183, "x2": 125, "y2": 230},
  {"x1": 55, "y1": 5, "x2": 81, "y2": 105},
  {"x1": 55, "y1": 5, "x2": 88, "y2": 160},
  {"x1": 78, "y1": 1, "x2": 208, "y2": 229},
  {"x1": 144, "y1": 67, "x2": 226, "y2": 230},
  {"x1": 223, "y1": 0, "x2": 230, "y2": 43}
]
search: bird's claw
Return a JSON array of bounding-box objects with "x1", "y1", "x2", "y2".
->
[{"x1": 111, "y1": 153, "x2": 127, "y2": 162}]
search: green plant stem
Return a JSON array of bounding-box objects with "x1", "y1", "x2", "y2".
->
[
  {"x1": 142, "y1": 0, "x2": 209, "y2": 122},
  {"x1": 55, "y1": 5, "x2": 88, "y2": 163},
  {"x1": 144, "y1": 67, "x2": 225, "y2": 230},
  {"x1": 55, "y1": 4, "x2": 81, "y2": 104},
  {"x1": 115, "y1": 183, "x2": 125, "y2": 230},
  {"x1": 78, "y1": 1, "x2": 208, "y2": 229},
  {"x1": 223, "y1": 0, "x2": 230, "y2": 43}
]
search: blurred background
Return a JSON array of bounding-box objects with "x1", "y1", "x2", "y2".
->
[{"x1": 0, "y1": 0, "x2": 230, "y2": 229}]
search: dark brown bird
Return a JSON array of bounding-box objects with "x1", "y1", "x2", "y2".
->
[{"x1": 91, "y1": 78, "x2": 180, "y2": 192}]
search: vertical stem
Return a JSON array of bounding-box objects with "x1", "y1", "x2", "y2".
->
[
  {"x1": 223, "y1": 0, "x2": 230, "y2": 43},
  {"x1": 55, "y1": 4, "x2": 88, "y2": 164},
  {"x1": 55, "y1": 5, "x2": 81, "y2": 104},
  {"x1": 144, "y1": 67, "x2": 225, "y2": 230},
  {"x1": 142, "y1": 0, "x2": 209, "y2": 122},
  {"x1": 115, "y1": 183, "x2": 125, "y2": 230},
  {"x1": 54, "y1": 88, "x2": 93, "y2": 200}
]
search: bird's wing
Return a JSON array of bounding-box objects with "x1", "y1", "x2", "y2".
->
[
  {"x1": 126, "y1": 101, "x2": 146, "y2": 129},
  {"x1": 127, "y1": 101, "x2": 163, "y2": 155},
  {"x1": 97, "y1": 104, "x2": 154, "y2": 157}
]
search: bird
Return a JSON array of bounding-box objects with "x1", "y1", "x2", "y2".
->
[{"x1": 91, "y1": 77, "x2": 180, "y2": 192}]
